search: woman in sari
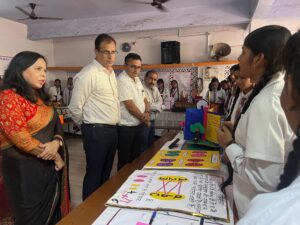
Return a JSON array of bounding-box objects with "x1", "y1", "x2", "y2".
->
[{"x1": 0, "y1": 51, "x2": 70, "y2": 225}]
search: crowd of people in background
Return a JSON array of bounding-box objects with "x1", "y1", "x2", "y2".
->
[{"x1": 48, "y1": 77, "x2": 74, "y2": 106}]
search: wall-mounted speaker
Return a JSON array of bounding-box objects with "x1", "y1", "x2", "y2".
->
[{"x1": 161, "y1": 41, "x2": 180, "y2": 64}]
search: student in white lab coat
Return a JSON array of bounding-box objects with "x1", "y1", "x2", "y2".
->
[
  {"x1": 237, "y1": 30, "x2": 300, "y2": 225},
  {"x1": 217, "y1": 25, "x2": 295, "y2": 218}
]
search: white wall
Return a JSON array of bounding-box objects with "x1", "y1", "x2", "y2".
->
[
  {"x1": 251, "y1": 18, "x2": 300, "y2": 33},
  {"x1": 53, "y1": 26, "x2": 247, "y2": 67},
  {"x1": 52, "y1": 19, "x2": 300, "y2": 68},
  {"x1": 0, "y1": 18, "x2": 54, "y2": 65}
]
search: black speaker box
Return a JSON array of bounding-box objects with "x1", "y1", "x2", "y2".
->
[{"x1": 161, "y1": 41, "x2": 180, "y2": 64}]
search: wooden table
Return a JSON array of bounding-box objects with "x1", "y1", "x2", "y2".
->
[{"x1": 57, "y1": 132, "x2": 177, "y2": 225}]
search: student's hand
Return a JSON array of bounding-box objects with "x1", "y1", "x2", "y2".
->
[
  {"x1": 146, "y1": 120, "x2": 151, "y2": 127},
  {"x1": 37, "y1": 140, "x2": 60, "y2": 160},
  {"x1": 217, "y1": 125, "x2": 233, "y2": 149},
  {"x1": 54, "y1": 153, "x2": 65, "y2": 171},
  {"x1": 222, "y1": 121, "x2": 234, "y2": 133},
  {"x1": 143, "y1": 113, "x2": 151, "y2": 127},
  {"x1": 141, "y1": 112, "x2": 150, "y2": 123}
]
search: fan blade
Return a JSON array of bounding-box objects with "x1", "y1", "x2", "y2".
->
[
  {"x1": 156, "y1": 4, "x2": 168, "y2": 12},
  {"x1": 37, "y1": 16, "x2": 63, "y2": 20},
  {"x1": 18, "y1": 17, "x2": 30, "y2": 21},
  {"x1": 15, "y1": 6, "x2": 31, "y2": 16},
  {"x1": 159, "y1": 0, "x2": 170, "y2": 3},
  {"x1": 123, "y1": 0, "x2": 150, "y2": 5}
]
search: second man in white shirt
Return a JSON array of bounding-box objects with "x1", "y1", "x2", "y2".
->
[{"x1": 117, "y1": 53, "x2": 150, "y2": 170}]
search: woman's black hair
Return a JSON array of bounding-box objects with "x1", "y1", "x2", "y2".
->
[
  {"x1": 225, "y1": 87, "x2": 241, "y2": 121},
  {"x1": 277, "y1": 31, "x2": 300, "y2": 190},
  {"x1": 208, "y1": 77, "x2": 220, "y2": 91},
  {"x1": 157, "y1": 78, "x2": 164, "y2": 93},
  {"x1": 234, "y1": 25, "x2": 291, "y2": 131},
  {"x1": 230, "y1": 64, "x2": 240, "y2": 73},
  {"x1": 0, "y1": 51, "x2": 51, "y2": 105},
  {"x1": 170, "y1": 80, "x2": 179, "y2": 101},
  {"x1": 54, "y1": 78, "x2": 63, "y2": 96},
  {"x1": 221, "y1": 25, "x2": 291, "y2": 193}
]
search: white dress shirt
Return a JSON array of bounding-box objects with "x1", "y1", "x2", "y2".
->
[
  {"x1": 68, "y1": 59, "x2": 120, "y2": 125},
  {"x1": 48, "y1": 86, "x2": 62, "y2": 101},
  {"x1": 159, "y1": 87, "x2": 170, "y2": 102},
  {"x1": 237, "y1": 176, "x2": 300, "y2": 225},
  {"x1": 118, "y1": 71, "x2": 145, "y2": 126},
  {"x1": 143, "y1": 82, "x2": 163, "y2": 120},
  {"x1": 63, "y1": 87, "x2": 73, "y2": 106},
  {"x1": 225, "y1": 71, "x2": 295, "y2": 218},
  {"x1": 205, "y1": 89, "x2": 227, "y2": 104}
]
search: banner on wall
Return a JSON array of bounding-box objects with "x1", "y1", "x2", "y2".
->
[
  {"x1": 158, "y1": 71, "x2": 191, "y2": 102},
  {"x1": 0, "y1": 55, "x2": 12, "y2": 77},
  {"x1": 172, "y1": 71, "x2": 191, "y2": 99}
]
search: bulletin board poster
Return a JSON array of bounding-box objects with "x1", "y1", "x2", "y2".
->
[
  {"x1": 144, "y1": 150, "x2": 220, "y2": 170},
  {"x1": 0, "y1": 55, "x2": 12, "y2": 77},
  {"x1": 106, "y1": 170, "x2": 229, "y2": 222},
  {"x1": 158, "y1": 71, "x2": 192, "y2": 97},
  {"x1": 172, "y1": 71, "x2": 191, "y2": 97},
  {"x1": 157, "y1": 72, "x2": 170, "y2": 93}
]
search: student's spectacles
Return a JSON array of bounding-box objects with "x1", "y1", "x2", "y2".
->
[{"x1": 99, "y1": 50, "x2": 118, "y2": 56}]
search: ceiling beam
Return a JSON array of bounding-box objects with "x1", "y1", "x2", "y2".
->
[{"x1": 27, "y1": 6, "x2": 250, "y2": 40}]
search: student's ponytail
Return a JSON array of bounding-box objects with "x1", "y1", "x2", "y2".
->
[
  {"x1": 226, "y1": 87, "x2": 240, "y2": 121},
  {"x1": 232, "y1": 70, "x2": 274, "y2": 132},
  {"x1": 277, "y1": 133, "x2": 300, "y2": 190},
  {"x1": 277, "y1": 31, "x2": 300, "y2": 190}
]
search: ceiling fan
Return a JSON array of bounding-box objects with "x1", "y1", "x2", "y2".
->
[
  {"x1": 125, "y1": 0, "x2": 171, "y2": 12},
  {"x1": 15, "y1": 3, "x2": 63, "y2": 20}
]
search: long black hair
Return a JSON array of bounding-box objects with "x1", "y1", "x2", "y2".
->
[
  {"x1": 208, "y1": 77, "x2": 220, "y2": 91},
  {"x1": 234, "y1": 25, "x2": 291, "y2": 131},
  {"x1": 170, "y1": 79, "x2": 179, "y2": 101},
  {"x1": 0, "y1": 51, "x2": 51, "y2": 105},
  {"x1": 277, "y1": 31, "x2": 300, "y2": 190},
  {"x1": 221, "y1": 25, "x2": 291, "y2": 192}
]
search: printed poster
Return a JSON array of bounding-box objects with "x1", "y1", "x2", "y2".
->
[
  {"x1": 106, "y1": 170, "x2": 229, "y2": 222},
  {"x1": 93, "y1": 207, "x2": 234, "y2": 225},
  {"x1": 0, "y1": 55, "x2": 12, "y2": 77},
  {"x1": 205, "y1": 113, "x2": 221, "y2": 144},
  {"x1": 144, "y1": 150, "x2": 220, "y2": 170}
]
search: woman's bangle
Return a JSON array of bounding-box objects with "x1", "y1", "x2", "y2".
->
[
  {"x1": 225, "y1": 139, "x2": 235, "y2": 148},
  {"x1": 53, "y1": 135, "x2": 63, "y2": 141},
  {"x1": 53, "y1": 135, "x2": 63, "y2": 147}
]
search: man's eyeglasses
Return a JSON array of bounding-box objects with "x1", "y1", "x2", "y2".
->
[
  {"x1": 127, "y1": 64, "x2": 142, "y2": 70},
  {"x1": 99, "y1": 50, "x2": 118, "y2": 56}
]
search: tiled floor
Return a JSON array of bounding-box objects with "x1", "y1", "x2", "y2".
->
[{"x1": 65, "y1": 134, "x2": 118, "y2": 208}]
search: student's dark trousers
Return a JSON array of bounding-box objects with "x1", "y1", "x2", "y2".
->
[
  {"x1": 117, "y1": 123, "x2": 147, "y2": 170},
  {"x1": 81, "y1": 123, "x2": 117, "y2": 200}
]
